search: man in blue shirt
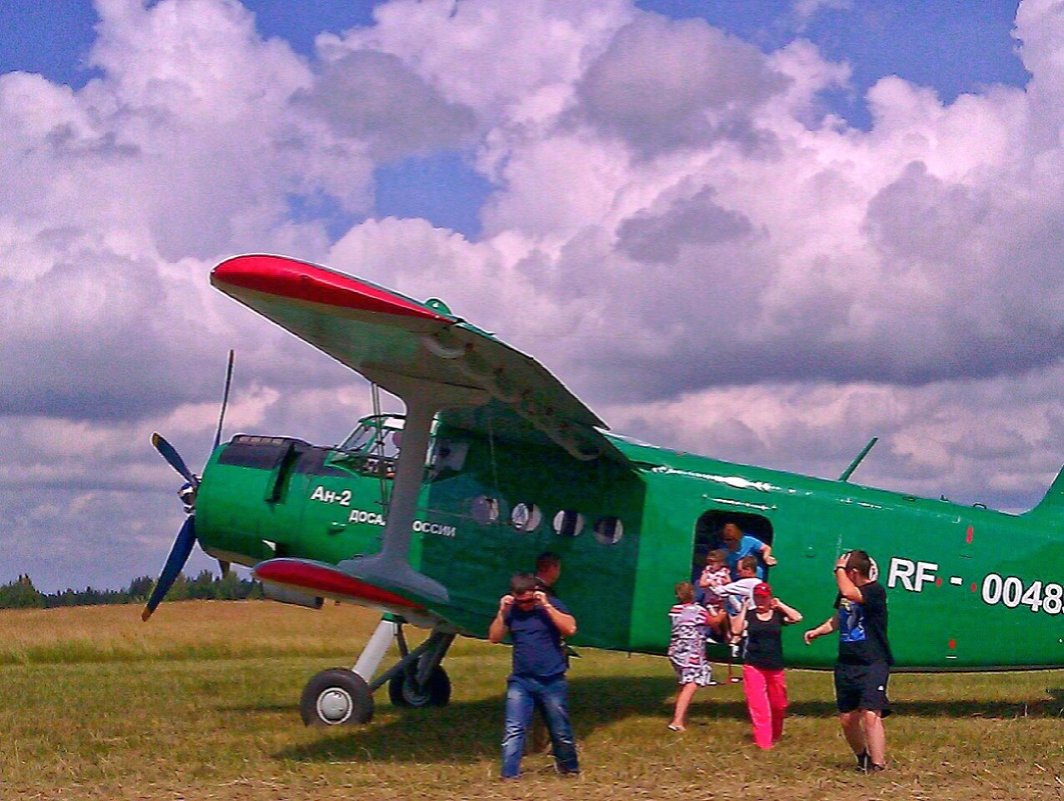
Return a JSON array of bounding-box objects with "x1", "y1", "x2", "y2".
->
[
  {"x1": 721, "y1": 522, "x2": 777, "y2": 579},
  {"x1": 488, "y1": 572, "x2": 579, "y2": 778}
]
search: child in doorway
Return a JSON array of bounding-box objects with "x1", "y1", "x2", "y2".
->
[
  {"x1": 698, "y1": 549, "x2": 731, "y2": 642},
  {"x1": 721, "y1": 555, "x2": 763, "y2": 626},
  {"x1": 718, "y1": 555, "x2": 763, "y2": 682}
]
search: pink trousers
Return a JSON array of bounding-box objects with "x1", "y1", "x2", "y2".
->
[{"x1": 742, "y1": 664, "x2": 788, "y2": 749}]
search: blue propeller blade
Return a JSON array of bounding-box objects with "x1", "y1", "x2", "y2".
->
[
  {"x1": 151, "y1": 432, "x2": 197, "y2": 486},
  {"x1": 141, "y1": 516, "x2": 196, "y2": 621}
]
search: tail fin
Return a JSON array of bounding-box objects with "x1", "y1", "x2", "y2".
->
[{"x1": 1026, "y1": 465, "x2": 1064, "y2": 518}]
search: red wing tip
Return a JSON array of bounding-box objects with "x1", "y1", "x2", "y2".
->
[
  {"x1": 254, "y1": 558, "x2": 425, "y2": 610},
  {"x1": 212, "y1": 254, "x2": 450, "y2": 322}
]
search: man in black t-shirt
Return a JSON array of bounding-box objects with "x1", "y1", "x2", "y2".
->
[
  {"x1": 534, "y1": 551, "x2": 562, "y2": 594},
  {"x1": 804, "y1": 550, "x2": 893, "y2": 773}
]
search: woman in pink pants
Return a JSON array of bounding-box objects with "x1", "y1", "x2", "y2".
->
[{"x1": 731, "y1": 582, "x2": 803, "y2": 749}]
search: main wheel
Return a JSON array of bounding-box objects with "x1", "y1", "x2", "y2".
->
[
  {"x1": 300, "y1": 668, "x2": 374, "y2": 726},
  {"x1": 388, "y1": 663, "x2": 451, "y2": 708}
]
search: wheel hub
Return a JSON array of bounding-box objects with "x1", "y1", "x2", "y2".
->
[
  {"x1": 317, "y1": 687, "x2": 353, "y2": 724},
  {"x1": 402, "y1": 676, "x2": 430, "y2": 706}
]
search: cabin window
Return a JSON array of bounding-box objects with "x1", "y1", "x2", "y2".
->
[
  {"x1": 593, "y1": 516, "x2": 624, "y2": 545},
  {"x1": 429, "y1": 438, "x2": 469, "y2": 473},
  {"x1": 471, "y1": 495, "x2": 501, "y2": 525},
  {"x1": 511, "y1": 502, "x2": 542, "y2": 533},
  {"x1": 552, "y1": 510, "x2": 584, "y2": 538}
]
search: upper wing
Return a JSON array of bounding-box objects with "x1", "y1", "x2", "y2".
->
[{"x1": 211, "y1": 254, "x2": 627, "y2": 463}]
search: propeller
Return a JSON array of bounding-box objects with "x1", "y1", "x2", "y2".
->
[{"x1": 142, "y1": 350, "x2": 234, "y2": 621}]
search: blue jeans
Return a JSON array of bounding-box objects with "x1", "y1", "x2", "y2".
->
[{"x1": 501, "y1": 674, "x2": 579, "y2": 778}]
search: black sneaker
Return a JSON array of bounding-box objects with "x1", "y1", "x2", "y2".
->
[
  {"x1": 868, "y1": 763, "x2": 886, "y2": 773},
  {"x1": 855, "y1": 751, "x2": 870, "y2": 772}
]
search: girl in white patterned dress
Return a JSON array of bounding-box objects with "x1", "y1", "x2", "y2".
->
[{"x1": 667, "y1": 582, "x2": 713, "y2": 731}]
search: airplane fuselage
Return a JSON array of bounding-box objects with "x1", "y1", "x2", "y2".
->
[{"x1": 192, "y1": 417, "x2": 1064, "y2": 671}]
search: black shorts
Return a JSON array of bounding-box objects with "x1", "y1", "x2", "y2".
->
[{"x1": 834, "y1": 661, "x2": 891, "y2": 716}]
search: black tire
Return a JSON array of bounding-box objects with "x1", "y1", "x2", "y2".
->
[
  {"x1": 388, "y1": 664, "x2": 451, "y2": 708},
  {"x1": 300, "y1": 668, "x2": 374, "y2": 726}
]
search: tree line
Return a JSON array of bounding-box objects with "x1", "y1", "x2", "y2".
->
[{"x1": 0, "y1": 572, "x2": 263, "y2": 609}]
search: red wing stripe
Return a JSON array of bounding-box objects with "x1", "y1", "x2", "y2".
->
[
  {"x1": 212, "y1": 254, "x2": 450, "y2": 322},
  {"x1": 254, "y1": 558, "x2": 423, "y2": 610}
]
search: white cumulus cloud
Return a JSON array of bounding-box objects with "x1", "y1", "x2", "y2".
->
[{"x1": 3, "y1": 0, "x2": 1063, "y2": 592}]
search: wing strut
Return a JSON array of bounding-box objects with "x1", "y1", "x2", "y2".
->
[{"x1": 336, "y1": 373, "x2": 488, "y2": 604}]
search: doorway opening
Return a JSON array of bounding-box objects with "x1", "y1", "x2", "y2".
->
[{"x1": 691, "y1": 510, "x2": 774, "y2": 582}]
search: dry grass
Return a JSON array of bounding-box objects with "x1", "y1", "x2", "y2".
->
[
  {"x1": 0, "y1": 601, "x2": 385, "y2": 664},
  {"x1": 1, "y1": 601, "x2": 1061, "y2": 800}
]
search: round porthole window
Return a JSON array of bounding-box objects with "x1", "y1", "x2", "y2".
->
[
  {"x1": 552, "y1": 510, "x2": 584, "y2": 538},
  {"x1": 511, "y1": 502, "x2": 542, "y2": 533},
  {"x1": 594, "y1": 516, "x2": 624, "y2": 545},
  {"x1": 471, "y1": 495, "x2": 501, "y2": 525}
]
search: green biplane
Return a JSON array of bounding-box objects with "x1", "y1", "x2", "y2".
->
[{"x1": 143, "y1": 253, "x2": 1064, "y2": 726}]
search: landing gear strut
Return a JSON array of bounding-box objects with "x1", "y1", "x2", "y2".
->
[
  {"x1": 299, "y1": 617, "x2": 456, "y2": 726},
  {"x1": 387, "y1": 624, "x2": 453, "y2": 708}
]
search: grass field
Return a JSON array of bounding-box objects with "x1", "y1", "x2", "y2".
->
[{"x1": 0, "y1": 601, "x2": 1061, "y2": 800}]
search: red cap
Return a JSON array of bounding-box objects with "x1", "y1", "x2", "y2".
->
[{"x1": 753, "y1": 582, "x2": 772, "y2": 597}]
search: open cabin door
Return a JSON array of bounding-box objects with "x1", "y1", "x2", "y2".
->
[{"x1": 692, "y1": 509, "x2": 775, "y2": 584}]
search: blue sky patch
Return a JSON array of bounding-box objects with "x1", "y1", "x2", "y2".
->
[{"x1": 375, "y1": 150, "x2": 494, "y2": 238}]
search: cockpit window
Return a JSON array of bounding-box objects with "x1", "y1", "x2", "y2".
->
[
  {"x1": 330, "y1": 414, "x2": 407, "y2": 478},
  {"x1": 338, "y1": 415, "x2": 404, "y2": 458},
  {"x1": 338, "y1": 423, "x2": 376, "y2": 454}
]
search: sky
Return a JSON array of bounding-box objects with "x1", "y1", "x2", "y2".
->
[{"x1": 1, "y1": 0, "x2": 1061, "y2": 593}]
